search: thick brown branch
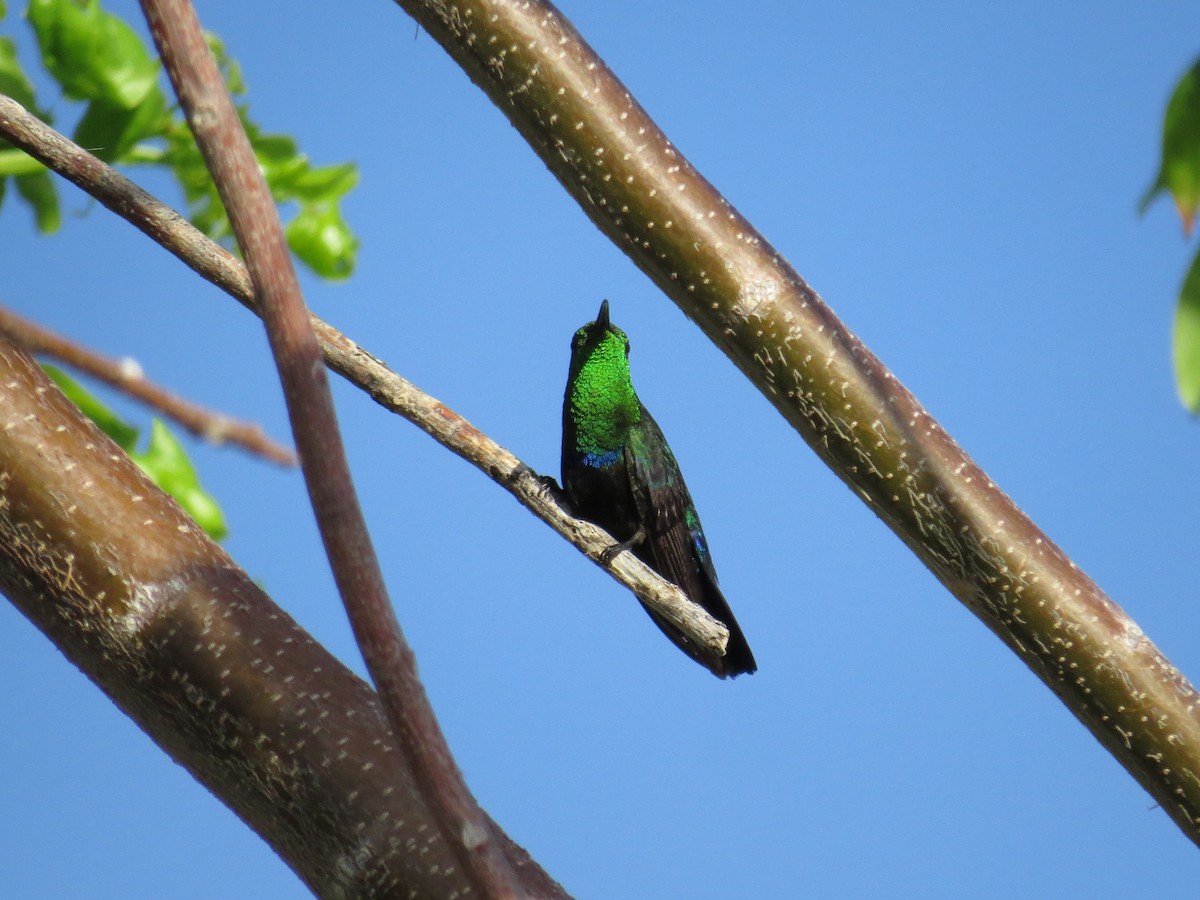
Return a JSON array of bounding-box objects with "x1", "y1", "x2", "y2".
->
[
  {"x1": 0, "y1": 339, "x2": 566, "y2": 898},
  {"x1": 0, "y1": 304, "x2": 296, "y2": 466},
  {"x1": 0, "y1": 89, "x2": 730, "y2": 663},
  {"x1": 392, "y1": 0, "x2": 1200, "y2": 845},
  {"x1": 137, "y1": 2, "x2": 522, "y2": 895}
]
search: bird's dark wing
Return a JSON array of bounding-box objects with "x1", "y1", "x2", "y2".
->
[{"x1": 624, "y1": 405, "x2": 757, "y2": 677}]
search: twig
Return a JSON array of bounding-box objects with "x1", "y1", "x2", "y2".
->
[
  {"x1": 137, "y1": 2, "x2": 523, "y2": 895},
  {"x1": 0, "y1": 304, "x2": 296, "y2": 466},
  {"x1": 0, "y1": 90, "x2": 730, "y2": 662}
]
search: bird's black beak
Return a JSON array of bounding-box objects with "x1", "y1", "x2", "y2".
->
[{"x1": 596, "y1": 299, "x2": 611, "y2": 331}]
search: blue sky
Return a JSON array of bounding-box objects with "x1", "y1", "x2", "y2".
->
[{"x1": 3, "y1": 1, "x2": 1200, "y2": 897}]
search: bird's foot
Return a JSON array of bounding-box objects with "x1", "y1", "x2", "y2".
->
[
  {"x1": 536, "y1": 473, "x2": 569, "y2": 506},
  {"x1": 599, "y1": 526, "x2": 645, "y2": 565}
]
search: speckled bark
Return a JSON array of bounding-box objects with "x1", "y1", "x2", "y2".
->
[
  {"x1": 394, "y1": 0, "x2": 1200, "y2": 844},
  {"x1": 0, "y1": 341, "x2": 565, "y2": 898}
]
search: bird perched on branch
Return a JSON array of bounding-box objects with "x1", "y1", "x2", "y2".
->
[{"x1": 561, "y1": 300, "x2": 756, "y2": 678}]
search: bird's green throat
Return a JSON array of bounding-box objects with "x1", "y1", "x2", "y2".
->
[{"x1": 567, "y1": 314, "x2": 642, "y2": 455}]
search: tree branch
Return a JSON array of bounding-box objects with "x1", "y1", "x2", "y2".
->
[
  {"x1": 0, "y1": 339, "x2": 566, "y2": 898},
  {"x1": 0, "y1": 89, "x2": 730, "y2": 663},
  {"x1": 0, "y1": 304, "x2": 296, "y2": 466},
  {"x1": 390, "y1": 0, "x2": 1200, "y2": 846},
  {"x1": 137, "y1": 1, "x2": 522, "y2": 894}
]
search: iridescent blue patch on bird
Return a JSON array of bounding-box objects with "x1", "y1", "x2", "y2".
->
[
  {"x1": 581, "y1": 448, "x2": 622, "y2": 467},
  {"x1": 686, "y1": 509, "x2": 711, "y2": 561}
]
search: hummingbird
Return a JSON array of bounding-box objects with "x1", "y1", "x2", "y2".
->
[{"x1": 561, "y1": 300, "x2": 757, "y2": 678}]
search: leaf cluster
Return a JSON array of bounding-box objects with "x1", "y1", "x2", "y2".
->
[
  {"x1": 1143, "y1": 58, "x2": 1200, "y2": 412},
  {"x1": 0, "y1": 0, "x2": 366, "y2": 540},
  {"x1": 0, "y1": 0, "x2": 358, "y2": 280}
]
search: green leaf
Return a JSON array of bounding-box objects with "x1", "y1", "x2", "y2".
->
[
  {"x1": 291, "y1": 162, "x2": 359, "y2": 202},
  {"x1": 42, "y1": 366, "x2": 228, "y2": 539},
  {"x1": 42, "y1": 364, "x2": 138, "y2": 450},
  {"x1": 74, "y1": 88, "x2": 170, "y2": 162},
  {"x1": 28, "y1": 0, "x2": 159, "y2": 108},
  {"x1": 1174, "y1": 250, "x2": 1200, "y2": 413},
  {"x1": 0, "y1": 37, "x2": 53, "y2": 199},
  {"x1": 1141, "y1": 58, "x2": 1200, "y2": 233},
  {"x1": 286, "y1": 202, "x2": 358, "y2": 281},
  {"x1": 0, "y1": 37, "x2": 46, "y2": 210},
  {"x1": 0, "y1": 36, "x2": 38, "y2": 110},
  {"x1": 0, "y1": 148, "x2": 52, "y2": 176},
  {"x1": 130, "y1": 420, "x2": 228, "y2": 540},
  {"x1": 19, "y1": 0, "x2": 359, "y2": 280},
  {"x1": 161, "y1": 110, "x2": 360, "y2": 277},
  {"x1": 15, "y1": 168, "x2": 60, "y2": 232}
]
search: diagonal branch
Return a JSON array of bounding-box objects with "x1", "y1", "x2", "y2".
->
[
  {"x1": 0, "y1": 89, "x2": 730, "y2": 662},
  {"x1": 137, "y1": 0, "x2": 522, "y2": 895},
  {"x1": 0, "y1": 338, "x2": 567, "y2": 897},
  {"x1": 390, "y1": 0, "x2": 1200, "y2": 846},
  {"x1": 0, "y1": 304, "x2": 296, "y2": 466}
]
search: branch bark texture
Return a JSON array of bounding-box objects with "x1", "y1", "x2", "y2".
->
[
  {"x1": 393, "y1": 0, "x2": 1200, "y2": 844},
  {"x1": 0, "y1": 340, "x2": 564, "y2": 898}
]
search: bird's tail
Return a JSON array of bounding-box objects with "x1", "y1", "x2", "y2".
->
[{"x1": 639, "y1": 572, "x2": 757, "y2": 679}]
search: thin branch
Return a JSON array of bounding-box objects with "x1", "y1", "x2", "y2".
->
[
  {"x1": 0, "y1": 304, "x2": 296, "y2": 466},
  {"x1": 0, "y1": 89, "x2": 730, "y2": 662},
  {"x1": 137, "y1": 1, "x2": 524, "y2": 896},
  {"x1": 393, "y1": 0, "x2": 1200, "y2": 847}
]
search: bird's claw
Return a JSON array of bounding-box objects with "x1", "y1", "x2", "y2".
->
[{"x1": 600, "y1": 527, "x2": 644, "y2": 566}]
